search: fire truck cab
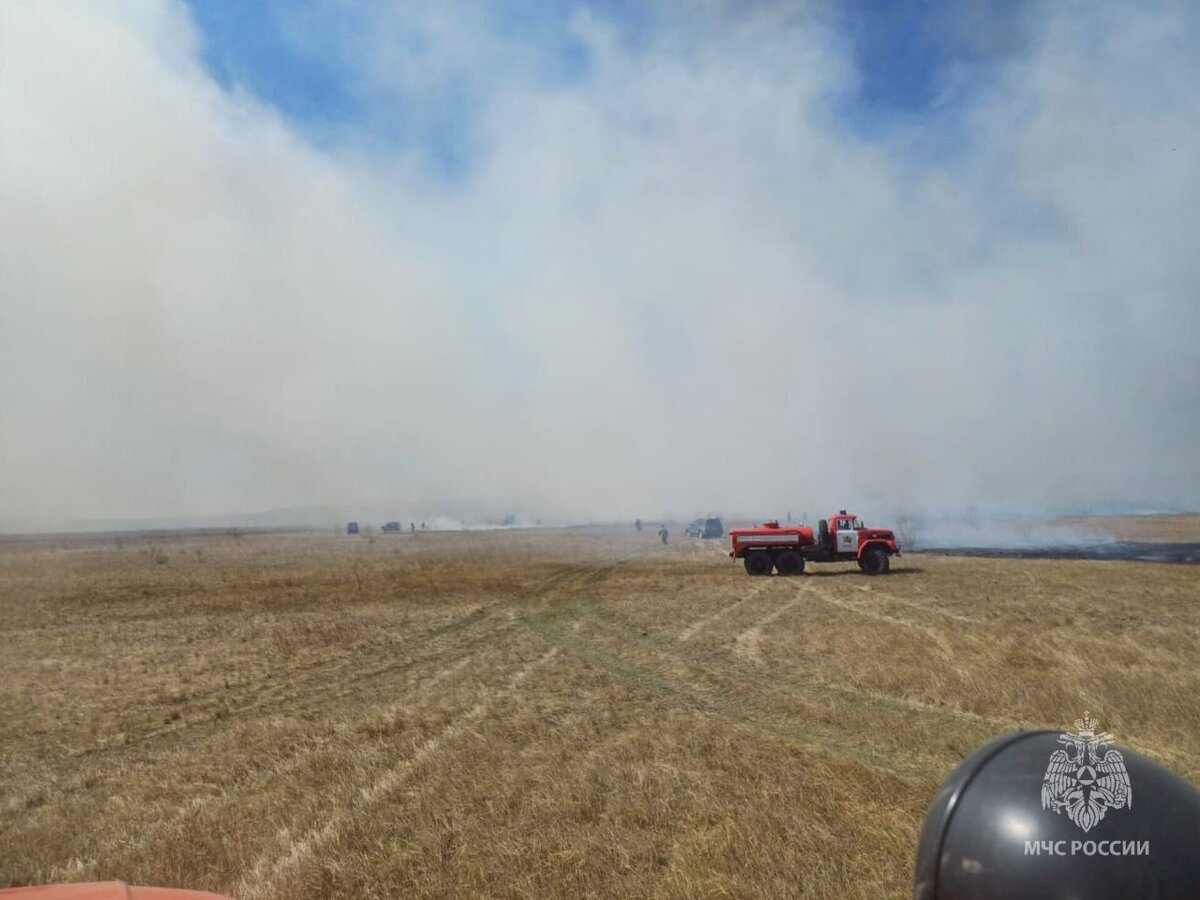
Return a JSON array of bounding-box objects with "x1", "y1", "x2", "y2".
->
[{"x1": 827, "y1": 513, "x2": 865, "y2": 555}]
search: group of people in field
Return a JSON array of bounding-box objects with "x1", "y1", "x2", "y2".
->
[{"x1": 634, "y1": 518, "x2": 669, "y2": 545}]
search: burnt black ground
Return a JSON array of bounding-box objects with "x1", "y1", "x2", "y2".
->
[{"x1": 922, "y1": 542, "x2": 1200, "y2": 564}]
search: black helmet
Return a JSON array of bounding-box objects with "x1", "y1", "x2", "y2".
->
[{"x1": 914, "y1": 729, "x2": 1200, "y2": 899}]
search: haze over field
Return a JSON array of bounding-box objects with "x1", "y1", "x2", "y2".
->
[{"x1": 2, "y1": 1, "x2": 1198, "y2": 529}]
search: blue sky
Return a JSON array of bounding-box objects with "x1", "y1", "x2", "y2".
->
[
  {"x1": 184, "y1": 1, "x2": 1031, "y2": 168},
  {"x1": 186, "y1": 1, "x2": 606, "y2": 170},
  {"x1": 836, "y1": 1, "x2": 1029, "y2": 113},
  {"x1": 187, "y1": 3, "x2": 363, "y2": 129}
]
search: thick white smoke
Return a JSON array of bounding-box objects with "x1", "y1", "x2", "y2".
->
[{"x1": 1, "y1": 1, "x2": 1197, "y2": 529}]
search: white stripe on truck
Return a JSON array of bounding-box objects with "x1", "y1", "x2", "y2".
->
[{"x1": 735, "y1": 534, "x2": 801, "y2": 544}]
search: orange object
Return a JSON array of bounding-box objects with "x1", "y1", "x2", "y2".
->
[{"x1": 0, "y1": 884, "x2": 233, "y2": 900}]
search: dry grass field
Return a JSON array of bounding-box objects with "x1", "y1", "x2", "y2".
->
[
  {"x1": 2, "y1": 525, "x2": 1198, "y2": 898},
  {"x1": 1055, "y1": 512, "x2": 1200, "y2": 543}
]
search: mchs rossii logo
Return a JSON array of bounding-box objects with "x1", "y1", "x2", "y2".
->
[
  {"x1": 1041, "y1": 712, "x2": 1132, "y2": 833},
  {"x1": 1023, "y1": 712, "x2": 1148, "y2": 858}
]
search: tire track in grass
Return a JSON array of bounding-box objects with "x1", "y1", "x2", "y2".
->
[
  {"x1": 526, "y1": 593, "x2": 1030, "y2": 781},
  {"x1": 65, "y1": 605, "x2": 518, "y2": 762},
  {"x1": 8, "y1": 559, "x2": 628, "y2": 873},
  {"x1": 235, "y1": 563, "x2": 620, "y2": 898},
  {"x1": 678, "y1": 582, "x2": 771, "y2": 642},
  {"x1": 235, "y1": 647, "x2": 559, "y2": 900},
  {"x1": 587, "y1": 593, "x2": 1019, "y2": 734},
  {"x1": 32, "y1": 640, "x2": 524, "y2": 880},
  {"x1": 805, "y1": 585, "x2": 956, "y2": 654},
  {"x1": 733, "y1": 594, "x2": 805, "y2": 665},
  {"x1": 53, "y1": 563, "x2": 620, "y2": 880},
  {"x1": 58, "y1": 559, "x2": 599, "y2": 766},
  {"x1": 520, "y1": 602, "x2": 938, "y2": 781},
  {"x1": 36, "y1": 590, "x2": 546, "y2": 808},
  {"x1": 853, "y1": 584, "x2": 982, "y2": 625},
  {"x1": 795, "y1": 676, "x2": 1014, "y2": 729},
  {"x1": 196, "y1": 655, "x2": 476, "y2": 803}
]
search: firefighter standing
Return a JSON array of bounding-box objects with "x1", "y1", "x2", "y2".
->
[{"x1": 658, "y1": 526, "x2": 668, "y2": 545}]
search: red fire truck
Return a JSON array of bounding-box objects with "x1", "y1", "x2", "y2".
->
[{"x1": 729, "y1": 511, "x2": 900, "y2": 576}]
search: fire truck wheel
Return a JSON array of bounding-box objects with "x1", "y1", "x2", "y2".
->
[
  {"x1": 744, "y1": 552, "x2": 772, "y2": 576},
  {"x1": 775, "y1": 550, "x2": 804, "y2": 576},
  {"x1": 860, "y1": 546, "x2": 890, "y2": 575}
]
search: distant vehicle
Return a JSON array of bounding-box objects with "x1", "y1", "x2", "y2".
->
[
  {"x1": 347, "y1": 521, "x2": 359, "y2": 535},
  {"x1": 686, "y1": 517, "x2": 724, "y2": 538},
  {"x1": 730, "y1": 510, "x2": 899, "y2": 575},
  {"x1": 381, "y1": 521, "x2": 402, "y2": 533}
]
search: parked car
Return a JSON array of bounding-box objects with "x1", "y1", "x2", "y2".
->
[{"x1": 686, "y1": 517, "x2": 723, "y2": 538}]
